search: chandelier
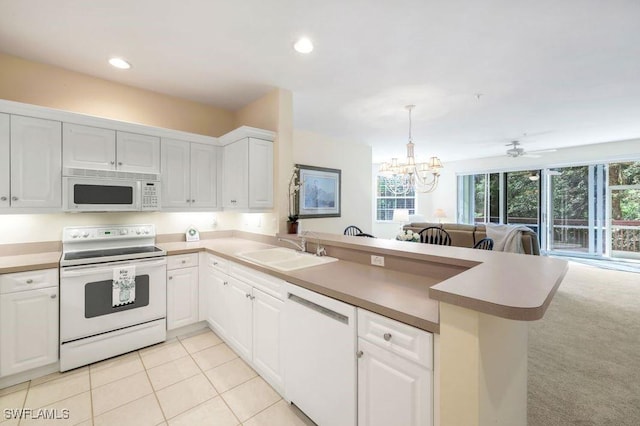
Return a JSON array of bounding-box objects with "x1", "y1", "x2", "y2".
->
[{"x1": 379, "y1": 105, "x2": 443, "y2": 194}]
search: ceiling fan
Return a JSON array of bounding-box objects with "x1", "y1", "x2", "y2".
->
[{"x1": 505, "y1": 141, "x2": 556, "y2": 158}]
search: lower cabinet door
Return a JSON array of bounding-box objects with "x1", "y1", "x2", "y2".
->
[
  {"x1": 207, "y1": 268, "x2": 228, "y2": 337},
  {"x1": 167, "y1": 267, "x2": 199, "y2": 330},
  {"x1": 357, "y1": 338, "x2": 432, "y2": 426},
  {"x1": 252, "y1": 288, "x2": 284, "y2": 392},
  {"x1": 0, "y1": 287, "x2": 59, "y2": 377},
  {"x1": 224, "y1": 277, "x2": 253, "y2": 360}
]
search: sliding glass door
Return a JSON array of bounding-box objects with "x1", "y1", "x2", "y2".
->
[
  {"x1": 547, "y1": 166, "x2": 592, "y2": 255},
  {"x1": 457, "y1": 160, "x2": 639, "y2": 260},
  {"x1": 608, "y1": 161, "x2": 640, "y2": 260},
  {"x1": 505, "y1": 170, "x2": 540, "y2": 235}
]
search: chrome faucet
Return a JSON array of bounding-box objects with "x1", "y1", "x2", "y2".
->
[
  {"x1": 278, "y1": 236, "x2": 306, "y2": 253},
  {"x1": 301, "y1": 230, "x2": 326, "y2": 257}
]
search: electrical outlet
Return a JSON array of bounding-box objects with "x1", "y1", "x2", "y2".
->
[{"x1": 371, "y1": 255, "x2": 385, "y2": 267}]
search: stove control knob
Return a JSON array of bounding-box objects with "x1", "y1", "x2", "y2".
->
[
  {"x1": 143, "y1": 228, "x2": 150, "y2": 235},
  {"x1": 119, "y1": 229, "x2": 128, "y2": 236},
  {"x1": 136, "y1": 228, "x2": 142, "y2": 235},
  {"x1": 82, "y1": 232, "x2": 89, "y2": 238},
  {"x1": 70, "y1": 231, "x2": 79, "y2": 239}
]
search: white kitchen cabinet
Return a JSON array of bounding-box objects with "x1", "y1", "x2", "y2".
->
[
  {"x1": 9, "y1": 115, "x2": 62, "y2": 208},
  {"x1": 63, "y1": 123, "x2": 160, "y2": 173},
  {"x1": 167, "y1": 254, "x2": 199, "y2": 330},
  {"x1": 358, "y1": 338, "x2": 431, "y2": 426},
  {"x1": 248, "y1": 138, "x2": 274, "y2": 209},
  {"x1": 225, "y1": 277, "x2": 253, "y2": 360},
  {"x1": 357, "y1": 308, "x2": 433, "y2": 426},
  {"x1": 63, "y1": 123, "x2": 116, "y2": 170},
  {"x1": 161, "y1": 138, "x2": 218, "y2": 210},
  {"x1": 201, "y1": 253, "x2": 229, "y2": 336},
  {"x1": 252, "y1": 287, "x2": 284, "y2": 392},
  {"x1": 0, "y1": 113, "x2": 9, "y2": 208},
  {"x1": 0, "y1": 269, "x2": 59, "y2": 377},
  {"x1": 222, "y1": 137, "x2": 273, "y2": 209},
  {"x1": 200, "y1": 254, "x2": 284, "y2": 393},
  {"x1": 116, "y1": 131, "x2": 160, "y2": 174},
  {"x1": 190, "y1": 142, "x2": 218, "y2": 208}
]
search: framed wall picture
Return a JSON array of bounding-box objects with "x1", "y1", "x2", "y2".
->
[{"x1": 297, "y1": 164, "x2": 341, "y2": 218}]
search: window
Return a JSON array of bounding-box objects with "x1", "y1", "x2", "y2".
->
[
  {"x1": 457, "y1": 160, "x2": 640, "y2": 260},
  {"x1": 375, "y1": 176, "x2": 416, "y2": 221}
]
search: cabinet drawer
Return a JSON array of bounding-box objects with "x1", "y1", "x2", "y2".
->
[
  {"x1": 202, "y1": 253, "x2": 229, "y2": 274},
  {"x1": 0, "y1": 268, "x2": 59, "y2": 294},
  {"x1": 229, "y1": 262, "x2": 284, "y2": 301},
  {"x1": 357, "y1": 308, "x2": 433, "y2": 368},
  {"x1": 167, "y1": 253, "x2": 199, "y2": 270}
]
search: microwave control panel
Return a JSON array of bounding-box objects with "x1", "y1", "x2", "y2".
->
[{"x1": 141, "y1": 181, "x2": 160, "y2": 210}]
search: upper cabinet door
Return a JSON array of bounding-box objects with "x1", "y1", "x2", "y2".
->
[
  {"x1": 161, "y1": 138, "x2": 191, "y2": 209},
  {"x1": 116, "y1": 131, "x2": 160, "y2": 174},
  {"x1": 0, "y1": 114, "x2": 9, "y2": 208},
  {"x1": 248, "y1": 138, "x2": 273, "y2": 209},
  {"x1": 62, "y1": 123, "x2": 116, "y2": 170},
  {"x1": 191, "y1": 143, "x2": 218, "y2": 209},
  {"x1": 223, "y1": 138, "x2": 248, "y2": 208},
  {"x1": 10, "y1": 115, "x2": 62, "y2": 208}
]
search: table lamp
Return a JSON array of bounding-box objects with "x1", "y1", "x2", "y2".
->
[
  {"x1": 393, "y1": 209, "x2": 410, "y2": 232},
  {"x1": 434, "y1": 208, "x2": 447, "y2": 224}
]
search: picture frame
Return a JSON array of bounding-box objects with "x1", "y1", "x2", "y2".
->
[{"x1": 296, "y1": 164, "x2": 341, "y2": 218}]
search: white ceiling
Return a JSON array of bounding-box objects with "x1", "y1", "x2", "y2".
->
[{"x1": 1, "y1": 0, "x2": 639, "y2": 162}]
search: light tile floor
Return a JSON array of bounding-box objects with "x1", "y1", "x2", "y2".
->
[{"x1": 0, "y1": 329, "x2": 314, "y2": 426}]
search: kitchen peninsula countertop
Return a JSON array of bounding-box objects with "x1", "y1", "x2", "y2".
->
[
  {"x1": 158, "y1": 234, "x2": 567, "y2": 333},
  {"x1": 159, "y1": 238, "x2": 441, "y2": 332}
]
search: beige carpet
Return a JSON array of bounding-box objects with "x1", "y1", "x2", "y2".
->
[{"x1": 528, "y1": 262, "x2": 640, "y2": 425}]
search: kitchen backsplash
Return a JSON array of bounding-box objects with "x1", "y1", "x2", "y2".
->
[{"x1": 0, "y1": 211, "x2": 277, "y2": 244}]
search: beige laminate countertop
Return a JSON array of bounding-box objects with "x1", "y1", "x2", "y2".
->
[
  {"x1": 0, "y1": 252, "x2": 61, "y2": 274},
  {"x1": 157, "y1": 233, "x2": 568, "y2": 328},
  {"x1": 158, "y1": 238, "x2": 442, "y2": 333}
]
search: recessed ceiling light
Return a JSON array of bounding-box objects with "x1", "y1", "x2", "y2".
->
[
  {"x1": 293, "y1": 37, "x2": 313, "y2": 54},
  {"x1": 108, "y1": 57, "x2": 131, "y2": 69}
]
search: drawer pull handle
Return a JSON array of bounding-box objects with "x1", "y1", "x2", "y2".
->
[
  {"x1": 26, "y1": 279, "x2": 33, "y2": 284},
  {"x1": 181, "y1": 260, "x2": 186, "y2": 264},
  {"x1": 50, "y1": 294, "x2": 57, "y2": 299},
  {"x1": 0, "y1": 196, "x2": 6, "y2": 201},
  {"x1": 223, "y1": 281, "x2": 228, "y2": 285},
  {"x1": 383, "y1": 333, "x2": 393, "y2": 341},
  {"x1": 213, "y1": 261, "x2": 218, "y2": 265},
  {"x1": 169, "y1": 276, "x2": 173, "y2": 280},
  {"x1": 246, "y1": 293, "x2": 251, "y2": 298},
  {"x1": 356, "y1": 350, "x2": 364, "y2": 358}
]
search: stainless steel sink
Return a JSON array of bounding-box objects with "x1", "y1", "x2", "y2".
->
[{"x1": 238, "y1": 247, "x2": 338, "y2": 271}]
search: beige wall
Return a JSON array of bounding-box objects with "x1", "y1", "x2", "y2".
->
[
  {"x1": 0, "y1": 52, "x2": 235, "y2": 137},
  {"x1": 293, "y1": 130, "x2": 372, "y2": 235},
  {"x1": 235, "y1": 88, "x2": 294, "y2": 234},
  {"x1": 0, "y1": 55, "x2": 292, "y2": 242}
]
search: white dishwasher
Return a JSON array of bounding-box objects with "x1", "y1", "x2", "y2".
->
[{"x1": 283, "y1": 282, "x2": 357, "y2": 426}]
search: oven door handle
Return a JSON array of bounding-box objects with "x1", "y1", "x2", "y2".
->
[{"x1": 60, "y1": 257, "x2": 167, "y2": 277}]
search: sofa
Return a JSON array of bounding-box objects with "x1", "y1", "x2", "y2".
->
[{"x1": 402, "y1": 222, "x2": 540, "y2": 255}]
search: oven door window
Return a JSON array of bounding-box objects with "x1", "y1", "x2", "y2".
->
[
  {"x1": 84, "y1": 275, "x2": 149, "y2": 318},
  {"x1": 74, "y1": 184, "x2": 134, "y2": 205}
]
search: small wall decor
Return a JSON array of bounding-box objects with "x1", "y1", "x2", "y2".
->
[{"x1": 296, "y1": 164, "x2": 341, "y2": 218}]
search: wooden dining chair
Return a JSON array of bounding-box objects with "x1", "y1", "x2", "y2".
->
[
  {"x1": 417, "y1": 226, "x2": 452, "y2": 246},
  {"x1": 355, "y1": 233, "x2": 376, "y2": 238},
  {"x1": 473, "y1": 237, "x2": 494, "y2": 250},
  {"x1": 344, "y1": 225, "x2": 364, "y2": 236}
]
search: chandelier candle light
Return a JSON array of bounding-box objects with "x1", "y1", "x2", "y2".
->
[{"x1": 379, "y1": 105, "x2": 443, "y2": 194}]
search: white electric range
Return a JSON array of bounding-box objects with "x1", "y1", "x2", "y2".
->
[{"x1": 59, "y1": 224, "x2": 167, "y2": 371}]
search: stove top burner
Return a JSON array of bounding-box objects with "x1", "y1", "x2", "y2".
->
[{"x1": 63, "y1": 246, "x2": 163, "y2": 261}]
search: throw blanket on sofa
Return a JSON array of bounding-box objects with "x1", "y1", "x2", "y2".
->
[{"x1": 485, "y1": 223, "x2": 533, "y2": 254}]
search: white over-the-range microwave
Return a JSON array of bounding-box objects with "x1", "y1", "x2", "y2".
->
[{"x1": 62, "y1": 168, "x2": 161, "y2": 212}]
